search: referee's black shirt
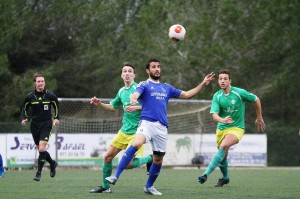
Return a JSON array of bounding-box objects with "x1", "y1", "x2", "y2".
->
[{"x1": 21, "y1": 89, "x2": 59, "y2": 122}]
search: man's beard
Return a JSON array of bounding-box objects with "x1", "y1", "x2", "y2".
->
[{"x1": 150, "y1": 72, "x2": 160, "y2": 80}]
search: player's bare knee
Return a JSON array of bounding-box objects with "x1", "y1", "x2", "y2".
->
[
  {"x1": 219, "y1": 145, "x2": 230, "y2": 151},
  {"x1": 37, "y1": 145, "x2": 47, "y2": 152},
  {"x1": 132, "y1": 142, "x2": 143, "y2": 149},
  {"x1": 104, "y1": 156, "x2": 113, "y2": 163},
  {"x1": 153, "y1": 151, "x2": 165, "y2": 165}
]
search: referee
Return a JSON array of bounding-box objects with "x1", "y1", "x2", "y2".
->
[{"x1": 21, "y1": 73, "x2": 60, "y2": 181}]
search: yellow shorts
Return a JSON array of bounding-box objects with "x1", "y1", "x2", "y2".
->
[
  {"x1": 111, "y1": 131, "x2": 144, "y2": 157},
  {"x1": 216, "y1": 127, "x2": 245, "y2": 147}
]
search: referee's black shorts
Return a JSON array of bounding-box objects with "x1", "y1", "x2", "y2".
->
[{"x1": 30, "y1": 119, "x2": 53, "y2": 145}]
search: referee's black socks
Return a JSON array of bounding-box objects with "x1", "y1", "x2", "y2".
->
[
  {"x1": 38, "y1": 151, "x2": 46, "y2": 172},
  {"x1": 45, "y1": 151, "x2": 54, "y2": 165}
]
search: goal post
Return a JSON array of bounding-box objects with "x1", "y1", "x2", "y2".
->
[
  {"x1": 57, "y1": 98, "x2": 215, "y2": 134},
  {"x1": 53, "y1": 98, "x2": 215, "y2": 166}
]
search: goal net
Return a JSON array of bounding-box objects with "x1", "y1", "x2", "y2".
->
[{"x1": 57, "y1": 98, "x2": 215, "y2": 134}]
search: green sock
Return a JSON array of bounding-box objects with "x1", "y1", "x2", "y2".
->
[
  {"x1": 219, "y1": 159, "x2": 229, "y2": 179},
  {"x1": 102, "y1": 162, "x2": 112, "y2": 189},
  {"x1": 132, "y1": 155, "x2": 152, "y2": 168},
  {"x1": 204, "y1": 149, "x2": 226, "y2": 177}
]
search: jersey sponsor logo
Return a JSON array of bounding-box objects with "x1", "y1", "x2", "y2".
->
[
  {"x1": 226, "y1": 107, "x2": 238, "y2": 113},
  {"x1": 151, "y1": 92, "x2": 167, "y2": 100}
]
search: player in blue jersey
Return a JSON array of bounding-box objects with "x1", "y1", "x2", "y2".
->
[
  {"x1": 0, "y1": 153, "x2": 5, "y2": 178},
  {"x1": 89, "y1": 62, "x2": 153, "y2": 193},
  {"x1": 106, "y1": 58, "x2": 215, "y2": 195},
  {"x1": 198, "y1": 69, "x2": 266, "y2": 187}
]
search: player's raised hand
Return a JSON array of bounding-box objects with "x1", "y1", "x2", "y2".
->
[
  {"x1": 203, "y1": 72, "x2": 215, "y2": 85},
  {"x1": 90, "y1": 96, "x2": 100, "y2": 106}
]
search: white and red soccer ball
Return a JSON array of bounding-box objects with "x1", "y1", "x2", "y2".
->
[{"x1": 168, "y1": 24, "x2": 186, "y2": 42}]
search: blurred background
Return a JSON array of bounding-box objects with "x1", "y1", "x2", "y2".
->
[{"x1": 0, "y1": 0, "x2": 299, "y2": 166}]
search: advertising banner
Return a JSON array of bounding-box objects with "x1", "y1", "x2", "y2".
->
[
  {"x1": 0, "y1": 134, "x2": 7, "y2": 167},
  {"x1": 147, "y1": 134, "x2": 267, "y2": 166},
  {"x1": 4, "y1": 133, "x2": 266, "y2": 167},
  {"x1": 6, "y1": 133, "x2": 117, "y2": 167}
]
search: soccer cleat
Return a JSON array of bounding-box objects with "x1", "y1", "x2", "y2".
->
[
  {"x1": 198, "y1": 174, "x2": 207, "y2": 184},
  {"x1": 50, "y1": 161, "x2": 57, "y2": 178},
  {"x1": 90, "y1": 186, "x2": 112, "y2": 193},
  {"x1": 105, "y1": 175, "x2": 118, "y2": 185},
  {"x1": 33, "y1": 172, "x2": 41, "y2": 181},
  {"x1": 214, "y1": 178, "x2": 230, "y2": 187},
  {"x1": 146, "y1": 155, "x2": 153, "y2": 175},
  {"x1": 144, "y1": 186, "x2": 162, "y2": 195},
  {"x1": 0, "y1": 171, "x2": 5, "y2": 178}
]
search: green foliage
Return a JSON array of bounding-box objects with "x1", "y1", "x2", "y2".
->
[
  {"x1": 267, "y1": 127, "x2": 300, "y2": 166},
  {"x1": 0, "y1": 0, "x2": 299, "y2": 128}
]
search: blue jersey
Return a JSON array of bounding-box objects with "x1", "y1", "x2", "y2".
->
[{"x1": 135, "y1": 80, "x2": 182, "y2": 127}]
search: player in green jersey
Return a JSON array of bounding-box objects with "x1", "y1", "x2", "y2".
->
[
  {"x1": 89, "y1": 62, "x2": 153, "y2": 193},
  {"x1": 198, "y1": 69, "x2": 266, "y2": 187}
]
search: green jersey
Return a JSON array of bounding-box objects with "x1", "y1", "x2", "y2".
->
[
  {"x1": 110, "y1": 82, "x2": 141, "y2": 135},
  {"x1": 210, "y1": 86, "x2": 257, "y2": 130}
]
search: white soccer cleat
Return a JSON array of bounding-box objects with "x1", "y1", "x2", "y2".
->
[
  {"x1": 105, "y1": 175, "x2": 118, "y2": 185},
  {"x1": 144, "y1": 186, "x2": 162, "y2": 195}
]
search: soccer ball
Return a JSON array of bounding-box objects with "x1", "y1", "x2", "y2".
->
[{"x1": 168, "y1": 24, "x2": 186, "y2": 42}]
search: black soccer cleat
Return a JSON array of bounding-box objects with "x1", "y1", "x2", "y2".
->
[
  {"x1": 198, "y1": 174, "x2": 207, "y2": 184},
  {"x1": 33, "y1": 172, "x2": 41, "y2": 181},
  {"x1": 90, "y1": 186, "x2": 112, "y2": 193},
  {"x1": 50, "y1": 161, "x2": 57, "y2": 178},
  {"x1": 146, "y1": 155, "x2": 153, "y2": 175},
  {"x1": 214, "y1": 178, "x2": 230, "y2": 187}
]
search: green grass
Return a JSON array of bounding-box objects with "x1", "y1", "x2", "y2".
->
[{"x1": 1, "y1": 167, "x2": 300, "y2": 199}]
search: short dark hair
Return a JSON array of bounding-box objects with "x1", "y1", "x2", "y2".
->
[
  {"x1": 218, "y1": 69, "x2": 231, "y2": 79},
  {"x1": 121, "y1": 62, "x2": 135, "y2": 74},
  {"x1": 146, "y1": 58, "x2": 160, "y2": 69},
  {"x1": 33, "y1": 73, "x2": 44, "y2": 82}
]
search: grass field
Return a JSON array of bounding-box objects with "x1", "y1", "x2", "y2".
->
[{"x1": 1, "y1": 167, "x2": 299, "y2": 199}]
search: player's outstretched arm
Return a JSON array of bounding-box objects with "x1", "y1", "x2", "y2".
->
[
  {"x1": 179, "y1": 72, "x2": 215, "y2": 99},
  {"x1": 126, "y1": 105, "x2": 142, "y2": 112},
  {"x1": 254, "y1": 97, "x2": 266, "y2": 132},
  {"x1": 90, "y1": 96, "x2": 116, "y2": 112},
  {"x1": 130, "y1": 92, "x2": 140, "y2": 106}
]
